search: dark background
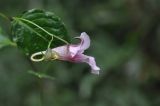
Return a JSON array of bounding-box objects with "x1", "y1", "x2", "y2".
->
[{"x1": 0, "y1": 0, "x2": 160, "y2": 106}]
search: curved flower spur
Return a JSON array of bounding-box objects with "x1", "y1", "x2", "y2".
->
[{"x1": 31, "y1": 32, "x2": 100, "y2": 75}]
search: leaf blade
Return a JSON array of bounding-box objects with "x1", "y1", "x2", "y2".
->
[{"x1": 11, "y1": 9, "x2": 70, "y2": 55}]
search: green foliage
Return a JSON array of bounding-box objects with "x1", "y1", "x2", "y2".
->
[
  {"x1": 28, "y1": 70, "x2": 55, "y2": 80},
  {"x1": 0, "y1": 27, "x2": 16, "y2": 49},
  {"x1": 11, "y1": 9, "x2": 70, "y2": 55},
  {"x1": 0, "y1": 0, "x2": 160, "y2": 106}
]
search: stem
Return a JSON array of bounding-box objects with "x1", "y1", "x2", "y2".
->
[
  {"x1": 13, "y1": 17, "x2": 48, "y2": 42},
  {"x1": 0, "y1": 13, "x2": 13, "y2": 40},
  {"x1": 25, "y1": 57, "x2": 44, "y2": 106},
  {"x1": 5, "y1": 39, "x2": 17, "y2": 47},
  {"x1": 48, "y1": 36, "x2": 53, "y2": 49},
  {"x1": 0, "y1": 13, "x2": 10, "y2": 22},
  {"x1": 13, "y1": 17, "x2": 69, "y2": 44}
]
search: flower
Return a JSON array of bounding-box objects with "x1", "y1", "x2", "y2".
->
[{"x1": 31, "y1": 32, "x2": 100, "y2": 75}]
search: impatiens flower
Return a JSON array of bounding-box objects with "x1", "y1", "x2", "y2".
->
[{"x1": 31, "y1": 32, "x2": 100, "y2": 75}]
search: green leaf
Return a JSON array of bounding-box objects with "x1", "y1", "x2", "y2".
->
[
  {"x1": 28, "y1": 70, "x2": 55, "y2": 80},
  {"x1": 0, "y1": 27, "x2": 16, "y2": 49},
  {"x1": 11, "y1": 9, "x2": 70, "y2": 55}
]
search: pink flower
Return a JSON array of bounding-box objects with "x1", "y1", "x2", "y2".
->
[{"x1": 31, "y1": 32, "x2": 100, "y2": 75}]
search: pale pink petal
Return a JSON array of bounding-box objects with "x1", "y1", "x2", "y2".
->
[
  {"x1": 52, "y1": 45, "x2": 70, "y2": 60},
  {"x1": 69, "y1": 32, "x2": 90, "y2": 57},
  {"x1": 78, "y1": 32, "x2": 90, "y2": 51},
  {"x1": 69, "y1": 45, "x2": 81, "y2": 57},
  {"x1": 73, "y1": 54, "x2": 100, "y2": 75}
]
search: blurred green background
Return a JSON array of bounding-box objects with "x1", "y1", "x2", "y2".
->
[{"x1": 0, "y1": 0, "x2": 160, "y2": 106}]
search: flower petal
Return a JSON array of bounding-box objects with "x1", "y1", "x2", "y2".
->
[
  {"x1": 69, "y1": 32, "x2": 90, "y2": 57},
  {"x1": 52, "y1": 45, "x2": 70, "y2": 60},
  {"x1": 69, "y1": 45, "x2": 81, "y2": 57},
  {"x1": 79, "y1": 32, "x2": 90, "y2": 51},
  {"x1": 73, "y1": 54, "x2": 100, "y2": 75}
]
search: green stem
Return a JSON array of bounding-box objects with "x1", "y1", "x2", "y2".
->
[
  {"x1": 25, "y1": 57, "x2": 44, "y2": 106},
  {"x1": 48, "y1": 36, "x2": 53, "y2": 49},
  {"x1": 13, "y1": 17, "x2": 69, "y2": 44},
  {"x1": 0, "y1": 13, "x2": 10, "y2": 22},
  {"x1": 13, "y1": 17, "x2": 48, "y2": 42},
  {"x1": 0, "y1": 37, "x2": 17, "y2": 47},
  {"x1": 8, "y1": 41, "x2": 17, "y2": 47}
]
